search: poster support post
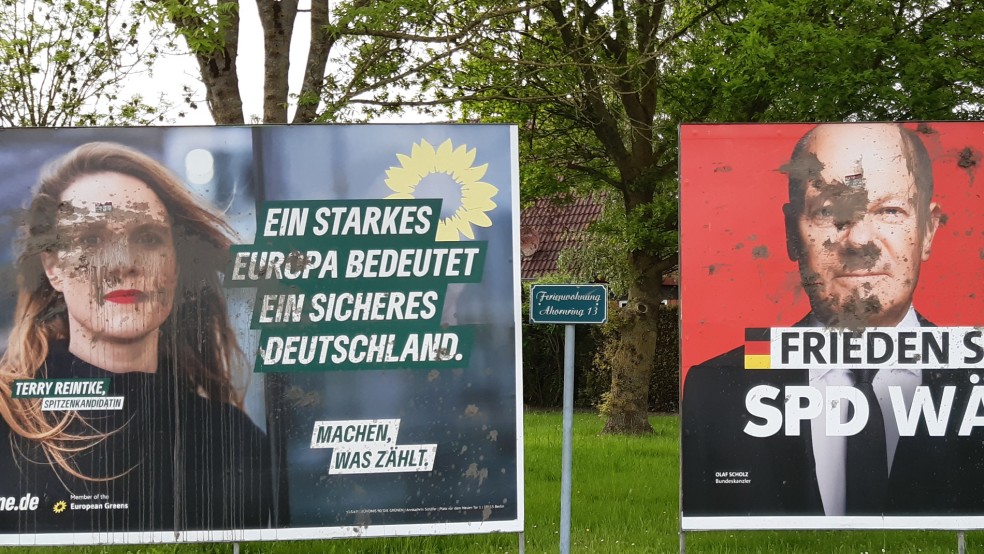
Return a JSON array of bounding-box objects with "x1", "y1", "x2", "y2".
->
[
  {"x1": 560, "y1": 323, "x2": 575, "y2": 554},
  {"x1": 529, "y1": 283, "x2": 608, "y2": 554}
]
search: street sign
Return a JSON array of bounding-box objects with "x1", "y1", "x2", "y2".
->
[
  {"x1": 528, "y1": 282, "x2": 608, "y2": 554},
  {"x1": 529, "y1": 284, "x2": 608, "y2": 325}
]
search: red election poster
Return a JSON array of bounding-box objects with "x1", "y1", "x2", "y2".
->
[{"x1": 680, "y1": 122, "x2": 984, "y2": 530}]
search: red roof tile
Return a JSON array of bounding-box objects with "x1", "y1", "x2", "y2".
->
[{"x1": 520, "y1": 193, "x2": 606, "y2": 280}]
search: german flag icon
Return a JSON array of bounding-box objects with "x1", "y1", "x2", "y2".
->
[{"x1": 744, "y1": 328, "x2": 771, "y2": 369}]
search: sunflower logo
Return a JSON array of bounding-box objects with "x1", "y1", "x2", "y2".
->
[
  {"x1": 385, "y1": 139, "x2": 498, "y2": 241},
  {"x1": 53, "y1": 500, "x2": 67, "y2": 514}
]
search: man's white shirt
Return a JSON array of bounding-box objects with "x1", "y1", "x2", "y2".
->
[{"x1": 808, "y1": 307, "x2": 922, "y2": 516}]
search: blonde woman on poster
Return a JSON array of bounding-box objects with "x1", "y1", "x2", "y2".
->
[{"x1": 0, "y1": 143, "x2": 273, "y2": 533}]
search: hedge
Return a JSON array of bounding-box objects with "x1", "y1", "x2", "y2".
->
[{"x1": 522, "y1": 296, "x2": 679, "y2": 413}]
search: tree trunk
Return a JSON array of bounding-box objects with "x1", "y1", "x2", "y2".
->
[
  {"x1": 194, "y1": 49, "x2": 244, "y2": 125},
  {"x1": 173, "y1": 0, "x2": 245, "y2": 125},
  {"x1": 257, "y1": 0, "x2": 297, "y2": 123},
  {"x1": 600, "y1": 249, "x2": 663, "y2": 435},
  {"x1": 292, "y1": 0, "x2": 334, "y2": 124}
]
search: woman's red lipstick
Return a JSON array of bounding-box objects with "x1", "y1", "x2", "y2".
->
[{"x1": 104, "y1": 289, "x2": 142, "y2": 304}]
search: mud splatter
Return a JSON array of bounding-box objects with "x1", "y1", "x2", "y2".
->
[
  {"x1": 464, "y1": 463, "x2": 489, "y2": 486},
  {"x1": 815, "y1": 180, "x2": 870, "y2": 227},
  {"x1": 752, "y1": 246, "x2": 769, "y2": 259},
  {"x1": 353, "y1": 512, "x2": 372, "y2": 528},
  {"x1": 958, "y1": 147, "x2": 979, "y2": 169},
  {"x1": 804, "y1": 285, "x2": 886, "y2": 332},
  {"x1": 284, "y1": 385, "x2": 321, "y2": 407},
  {"x1": 779, "y1": 151, "x2": 825, "y2": 186},
  {"x1": 286, "y1": 249, "x2": 316, "y2": 273},
  {"x1": 957, "y1": 146, "x2": 981, "y2": 185},
  {"x1": 841, "y1": 242, "x2": 882, "y2": 272}
]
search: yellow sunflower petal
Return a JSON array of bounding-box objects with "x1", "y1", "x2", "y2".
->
[
  {"x1": 460, "y1": 195, "x2": 497, "y2": 211},
  {"x1": 452, "y1": 215, "x2": 475, "y2": 239},
  {"x1": 453, "y1": 163, "x2": 488, "y2": 184},
  {"x1": 386, "y1": 139, "x2": 497, "y2": 236},
  {"x1": 385, "y1": 166, "x2": 419, "y2": 194},
  {"x1": 462, "y1": 181, "x2": 498, "y2": 200},
  {"x1": 408, "y1": 140, "x2": 438, "y2": 177},
  {"x1": 455, "y1": 145, "x2": 477, "y2": 168},
  {"x1": 412, "y1": 139, "x2": 436, "y2": 159},
  {"x1": 385, "y1": 192, "x2": 415, "y2": 199},
  {"x1": 437, "y1": 139, "x2": 455, "y2": 159},
  {"x1": 464, "y1": 209, "x2": 493, "y2": 228},
  {"x1": 435, "y1": 219, "x2": 458, "y2": 241}
]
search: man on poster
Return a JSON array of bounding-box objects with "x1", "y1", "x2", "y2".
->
[{"x1": 682, "y1": 123, "x2": 983, "y2": 516}]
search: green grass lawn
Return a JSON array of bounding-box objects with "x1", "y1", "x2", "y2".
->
[{"x1": 9, "y1": 412, "x2": 984, "y2": 553}]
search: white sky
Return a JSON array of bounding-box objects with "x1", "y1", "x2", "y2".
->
[{"x1": 133, "y1": 0, "x2": 432, "y2": 125}]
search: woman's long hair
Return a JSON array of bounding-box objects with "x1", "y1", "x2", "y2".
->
[{"x1": 0, "y1": 142, "x2": 244, "y2": 479}]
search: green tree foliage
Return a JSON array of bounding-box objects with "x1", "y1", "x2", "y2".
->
[
  {"x1": 437, "y1": 0, "x2": 713, "y2": 433},
  {"x1": 7, "y1": 0, "x2": 980, "y2": 433},
  {"x1": 557, "y1": 196, "x2": 633, "y2": 298},
  {"x1": 0, "y1": 0, "x2": 170, "y2": 126},
  {"x1": 683, "y1": 0, "x2": 984, "y2": 121},
  {"x1": 135, "y1": 0, "x2": 531, "y2": 124},
  {"x1": 376, "y1": 0, "x2": 983, "y2": 433},
  {"x1": 3, "y1": 0, "x2": 535, "y2": 125}
]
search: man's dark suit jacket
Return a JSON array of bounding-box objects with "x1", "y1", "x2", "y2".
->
[{"x1": 682, "y1": 315, "x2": 984, "y2": 517}]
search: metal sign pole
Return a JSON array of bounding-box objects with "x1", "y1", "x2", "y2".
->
[
  {"x1": 529, "y1": 284, "x2": 607, "y2": 554},
  {"x1": 560, "y1": 323, "x2": 575, "y2": 554}
]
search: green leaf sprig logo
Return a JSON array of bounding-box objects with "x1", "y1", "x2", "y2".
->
[{"x1": 384, "y1": 139, "x2": 498, "y2": 241}]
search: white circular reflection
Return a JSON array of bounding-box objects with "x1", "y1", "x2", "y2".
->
[{"x1": 184, "y1": 148, "x2": 215, "y2": 185}]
